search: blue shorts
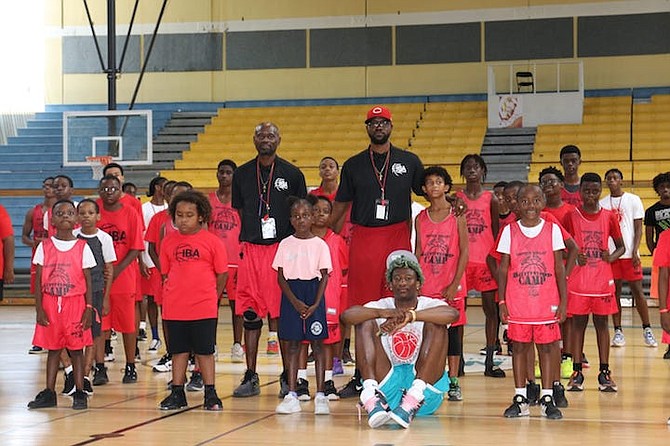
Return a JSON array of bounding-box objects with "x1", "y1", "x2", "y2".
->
[
  {"x1": 279, "y1": 278, "x2": 328, "y2": 341},
  {"x1": 379, "y1": 363, "x2": 449, "y2": 416}
]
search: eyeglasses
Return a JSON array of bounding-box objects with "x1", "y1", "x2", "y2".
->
[
  {"x1": 54, "y1": 210, "x2": 75, "y2": 217},
  {"x1": 100, "y1": 186, "x2": 119, "y2": 193},
  {"x1": 366, "y1": 120, "x2": 391, "y2": 128}
]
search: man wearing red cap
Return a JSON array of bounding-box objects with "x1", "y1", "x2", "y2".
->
[{"x1": 331, "y1": 106, "x2": 424, "y2": 398}]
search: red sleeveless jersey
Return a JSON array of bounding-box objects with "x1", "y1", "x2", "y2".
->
[
  {"x1": 32, "y1": 204, "x2": 48, "y2": 242},
  {"x1": 505, "y1": 221, "x2": 559, "y2": 324},
  {"x1": 456, "y1": 190, "x2": 495, "y2": 263},
  {"x1": 41, "y1": 238, "x2": 87, "y2": 297},
  {"x1": 208, "y1": 192, "x2": 241, "y2": 266},
  {"x1": 417, "y1": 210, "x2": 467, "y2": 299}
]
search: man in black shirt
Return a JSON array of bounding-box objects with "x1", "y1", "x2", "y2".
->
[{"x1": 231, "y1": 122, "x2": 307, "y2": 397}]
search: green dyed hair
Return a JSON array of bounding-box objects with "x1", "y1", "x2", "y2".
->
[{"x1": 385, "y1": 255, "x2": 425, "y2": 285}]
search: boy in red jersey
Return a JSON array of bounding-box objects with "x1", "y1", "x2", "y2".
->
[
  {"x1": 559, "y1": 145, "x2": 583, "y2": 207},
  {"x1": 415, "y1": 166, "x2": 468, "y2": 401},
  {"x1": 97, "y1": 175, "x2": 144, "y2": 383},
  {"x1": 208, "y1": 160, "x2": 243, "y2": 362},
  {"x1": 28, "y1": 200, "x2": 96, "y2": 410},
  {"x1": 497, "y1": 184, "x2": 567, "y2": 419},
  {"x1": 563, "y1": 173, "x2": 624, "y2": 392}
]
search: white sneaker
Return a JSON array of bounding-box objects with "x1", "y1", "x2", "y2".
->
[
  {"x1": 611, "y1": 329, "x2": 626, "y2": 347},
  {"x1": 148, "y1": 339, "x2": 162, "y2": 352},
  {"x1": 314, "y1": 394, "x2": 330, "y2": 415},
  {"x1": 231, "y1": 343, "x2": 245, "y2": 363},
  {"x1": 104, "y1": 352, "x2": 115, "y2": 362},
  {"x1": 276, "y1": 394, "x2": 301, "y2": 414},
  {"x1": 153, "y1": 359, "x2": 172, "y2": 373},
  {"x1": 644, "y1": 328, "x2": 658, "y2": 347}
]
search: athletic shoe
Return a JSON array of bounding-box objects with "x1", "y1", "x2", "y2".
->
[
  {"x1": 567, "y1": 371, "x2": 584, "y2": 391},
  {"x1": 484, "y1": 366, "x2": 506, "y2": 378},
  {"x1": 560, "y1": 357, "x2": 574, "y2": 379},
  {"x1": 231, "y1": 343, "x2": 245, "y2": 363},
  {"x1": 153, "y1": 354, "x2": 172, "y2": 373},
  {"x1": 332, "y1": 357, "x2": 344, "y2": 375},
  {"x1": 83, "y1": 376, "x2": 94, "y2": 396},
  {"x1": 447, "y1": 379, "x2": 463, "y2": 401},
  {"x1": 122, "y1": 365, "x2": 138, "y2": 384},
  {"x1": 62, "y1": 371, "x2": 75, "y2": 396},
  {"x1": 138, "y1": 328, "x2": 147, "y2": 341},
  {"x1": 276, "y1": 394, "x2": 301, "y2": 414},
  {"x1": 360, "y1": 389, "x2": 391, "y2": 428},
  {"x1": 526, "y1": 381, "x2": 540, "y2": 406},
  {"x1": 148, "y1": 339, "x2": 162, "y2": 352},
  {"x1": 72, "y1": 390, "x2": 88, "y2": 410},
  {"x1": 324, "y1": 380, "x2": 340, "y2": 401},
  {"x1": 267, "y1": 334, "x2": 279, "y2": 355},
  {"x1": 28, "y1": 345, "x2": 46, "y2": 354},
  {"x1": 104, "y1": 351, "x2": 115, "y2": 362},
  {"x1": 160, "y1": 388, "x2": 188, "y2": 410},
  {"x1": 233, "y1": 370, "x2": 260, "y2": 397},
  {"x1": 337, "y1": 375, "x2": 362, "y2": 398},
  {"x1": 186, "y1": 371, "x2": 204, "y2": 392},
  {"x1": 540, "y1": 394, "x2": 562, "y2": 419},
  {"x1": 278, "y1": 371, "x2": 289, "y2": 399},
  {"x1": 611, "y1": 328, "x2": 626, "y2": 347},
  {"x1": 342, "y1": 347, "x2": 354, "y2": 364},
  {"x1": 296, "y1": 378, "x2": 311, "y2": 401},
  {"x1": 204, "y1": 391, "x2": 223, "y2": 411},
  {"x1": 390, "y1": 392, "x2": 423, "y2": 428},
  {"x1": 503, "y1": 394, "x2": 530, "y2": 418},
  {"x1": 644, "y1": 327, "x2": 658, "y2": 347},
  {"x1": 93, "y1": 365, "x2": 109, "y2": 386},
  {"x1": 534, "y1": 361, "x2": 541, "y2": 379},
  {"x1": 597, "y1": 369, "x2": 617, "y2": 392},
  {"x1": 553, "y1": 382, "x2": 568, "y2": 408},
  {"x1": 314, "y1": 394, "x2": 330, "y2": 415},
  {"x1": 28, "y1": 388, "x2": 57, "y2": 409},
  {"x1": 664, "y1": 346, "x2": 670, "y2": 360}
]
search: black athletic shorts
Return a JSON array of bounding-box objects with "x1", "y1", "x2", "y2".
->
[{"x1": 165, "y1": 318, "x2": 217, "y2": 355}]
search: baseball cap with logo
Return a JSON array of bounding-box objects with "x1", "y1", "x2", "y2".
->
[{"x1": 365, "y1": 106, "x2": 392, "y2": 123}]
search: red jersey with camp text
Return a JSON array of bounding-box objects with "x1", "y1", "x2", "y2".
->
[
  {"x1": 505, "y1": 221, "x2": 559, "y2": 324},
  {"x1": 208, "y1": 192, "x2": 241, "y2": 266},
  {"x1": 565, "y1": 207, "x2": 620, "y2": 297},
  {"x1": 41, "y1": 238, "x2": 87, "y2": 297},
  {"x1": 456, "y1": 190, "x2": 495, "y2": 263},
  {"x1": 417, "y1": 210, "x2": 467, "y2": 300}
]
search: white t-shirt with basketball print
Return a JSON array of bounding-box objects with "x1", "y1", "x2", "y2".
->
[{"x1": 363, "y1": 296, "x2": 447, "y2": 367}]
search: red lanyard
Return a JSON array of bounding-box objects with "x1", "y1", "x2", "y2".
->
[
  {"x1": 257, "y1": 160, "x2": 275, "y2": 218},
  {"x1": 369, "y1": 148, "x2": 390, "y2": 200}
]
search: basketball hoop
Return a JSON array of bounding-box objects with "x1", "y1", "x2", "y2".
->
[{"x1": 85, "y1": 156, "x2": 113, "y2": 180}]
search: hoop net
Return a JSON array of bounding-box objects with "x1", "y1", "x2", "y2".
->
[{"x1": 85, "y1": 156, "x2": 113, "y2": 180}]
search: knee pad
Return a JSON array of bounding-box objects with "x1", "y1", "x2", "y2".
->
[{"x1": 243, "y1": 309, "x2": 263, "y2": 330}]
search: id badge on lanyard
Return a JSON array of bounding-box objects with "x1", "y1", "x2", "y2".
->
[
  {"x1": 375, "y1": 198, "x2": 389, "y2": 221},
  {"x1": 261, "y1": 216, "x2": 277, "y2": 239}
]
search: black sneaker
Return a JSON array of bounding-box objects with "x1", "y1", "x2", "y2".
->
[
  {"x1": 324, "y1": 379, "x2": 339, "y2": 401},
  {"x1": 277, "y1": 371, "x2": 289, "y2": 399},
  {"x1": 28, "y1": 345, "x2": 45, "y2": 354},
  {"x1": 337, "y1": 375, "x2": 362, "y2": 399},
  {"x1": 153, "y1": 353, "x2": 172, "y2": 373},
  {"x1": 567, "y1": 371, "x2": 584, "y2": 391},
  {"x1": 186, "y1": 371, "x2": 204, "y2": 392},
  {"x1": 204, "y1": 389, "x2": 223, "y2": 411},
  {"x1": 122, "y1": 365, "x2": 138, "y2": 384},
  {"x1": 597, "y1": 369, "x2": 617, "y2": 392},
  {"x1": 28, "y1": 388, "x2": 57, "y2": 409},
  {"x1": 553, "y1": 382, "x2": 568, "y2": 408},
  {"x1": 160, "y1": 388, "x2": 188, "y2": 410},
  {"x1": 62, "y1": 371, "x2": 75, "y2": 396},
  {"x1": 233, "y1": 370, "x2": 260, "y2": 397},
  {"x1": 92, "y1": 365, "x2": 109, "y2": 386},
  {"x1": 72, "y1": 390, "x2": 88, "y2": 410},
  {"x1": 526, "y1": 382, "x2": 540, "y2": 406},
  {"x1": 138, "y1": 328, "x2": 147, "y2": 341},
  {"x1": 83, "y1": 376, "x2": 94, "y2": 395},
  {"x1": 484, "y1": 366, "x2": 506, "y2": 378},
  {"x1": 296, "y1": 378, "x2": 311, "y2": 401},
  {"x1": 540, "y1": 394, "x2": 562, "y2": 419},
  {"x1": 503, "y1": 394, "x2": 530, "y2": 418}
]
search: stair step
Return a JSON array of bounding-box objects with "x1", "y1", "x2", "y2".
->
[
  {"x1": 173, "y1": 111, "x2": 218, "y2": 119},
  {"x1": 487, "y1": 127, "x2": 537, "y2": 135},
  {"x1": 481, "y1": 145, "x2": 534, "y2": 155},
  {"x1": 483, "y1": 154, "x2": 532, "y2": 164},
  {"x1": 483, "y1": 135, "x2": 535, "y2": 145},
  {"x1": 159, "y1": 127, "x2": 207, "y2": 135},
  {"x1": 168, "y1": 118, "x2": 213, "y2": 127},
  {"x1": 153, "y1": 134, "x2": 198, "y2": 143},
  {"x1": 153, "y1": 142, "x2": 191, "y2": 152}
]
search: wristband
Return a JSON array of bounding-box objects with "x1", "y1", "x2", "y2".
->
[
  {"x1": 498, "y1": 300, "x2": 506, "y2": 305},
  {"x1": 408, "y1": 309, "x2": 417, "y2": 323},
  {"x1": 660, "y1": 308, "x2": 669, "y2": 314}
]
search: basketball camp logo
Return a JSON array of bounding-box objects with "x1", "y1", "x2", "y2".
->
[
  {"x1": 43, "y1": 265, "x2": 73, "y2": 296},
  {"x1": 513, "y1": 251, "x2": 552, "y2": 297},
  {"x1": 100, "y1": 223, "x2": 127, "y2": 247},
  {"x1": 174, "y1": 243, "x2": 200, "y2": 263},
  {"x1": 211, "y1": 208, "x2": 238, "y2": 236},
  {"x1": 274, "y1": 177, "x2": 288, "y2": 191},
  {"x1": 423, "y1": 234, "x2": 453, "y2": 275},
  {"x1": 582, "y1": 230, "x2": 604, "y2": 267},
  {"x1": 465, "y1": 209, "x2": 486, "y2": 242},
  {"x1": 309, "y1": 321, "x2": 324, "y2": 336},
  {"x1": 390, "y1": 329, "x2": 420, "y2": 364},
  {"x1": 391, "y1": 163, "x2": 407, "y2": 176}
]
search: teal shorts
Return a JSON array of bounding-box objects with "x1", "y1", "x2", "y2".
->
[{"x1": 379, "y1": 363, "x2": 449, "y2": 416}]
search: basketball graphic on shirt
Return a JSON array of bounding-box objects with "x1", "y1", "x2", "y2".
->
[
  {"x1": 175, "y1": 243, "x2": 200, "y2": 262},
  {"x1": 465, "y1": 209, "x2": 486, "y2": 242},
  {"x1": 211, "y1": 208, "x2": 238, "y2": 237},
  {"x1": 424, "y1": 234, "x2": 453, "y2": 275},
  {"x1": 44, "y1": 266, "x2": 73, "y2": 296},
  {"x1": 514, "y1": 251, "x2": 551, "y2": 297},
  {"x1": 582, "y1": 230, "x2": 603, "y2": 267},
  {"x1": 391, "y1": 330, "x2": 419, "y2": 363}
]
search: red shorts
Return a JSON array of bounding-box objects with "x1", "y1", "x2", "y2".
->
[
  {"x1": 224, "y1": 266, "x2": 238, "y2": 301},
  {"x1": 611, "y1": 259, "x2": 643, "y2": 282},
  {"x1": 347, "y1": 222, "x2": 410, "y2": 308},
  {"x1": 650, "y1": 266, "x2": 659, "y2": 299},
  {"x1": 141, "y1": 267, "x2": 162, "y2": 296},
  {"x1": 236, "y1": 243, "x2": 281, "y2": 318},
  {"x1": 32, "y1": 294, "x2": 93, "y2": 351},
  {"x1": 325, "y1": 301, "x2": 341, "y2": 345},
  {"x1": 508, "y1": 322, "x2": 561, "y2": 344},
  {"x1": 662, "y1": 330, "x2": 670, "y2": 345},
  {"x1": 567, "y1": 292, "x2": 618, "y2": 316},
  {"x1": 465, "y1": 262, "x2": 497, "y2": 293},
  {"x1": 102, "y1": 293, "x2": 136, "y2": 333},
  {"x1": 448, "y1": 297, "x2": 467, "y2": 327}
]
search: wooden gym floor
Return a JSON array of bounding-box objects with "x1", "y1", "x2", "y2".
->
[{"x1": 1, "y1": 304, "x2": 669, "y2": 446}]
